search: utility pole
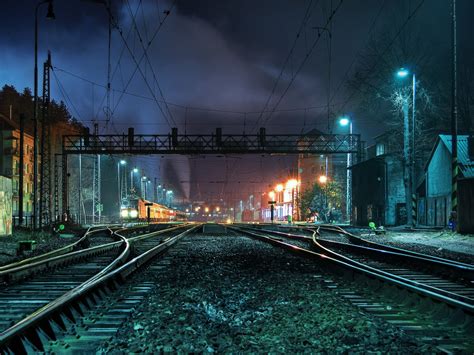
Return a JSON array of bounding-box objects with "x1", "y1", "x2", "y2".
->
[
  {"x1": 403, "y1": 97, "x2": 413, "y2": 226},
  {"x1": 92, "y1": 123, "x2": 101, "y2": 224},
  {"x1": 40, "y1": 51, "x2": 52, "y2": 228},
  {"x1": 451, "y1": 0, "x2": 458, "y2": 222},
  {"x1": 19, "y1": 114, "x2": 25, "y2": 226}
]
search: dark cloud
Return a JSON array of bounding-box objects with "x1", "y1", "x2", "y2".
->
[{"x1": 1, "y1": 0, "x2": 472, "y2": 204}]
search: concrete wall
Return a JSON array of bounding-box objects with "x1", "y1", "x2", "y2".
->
[{"x1": 427, "y1": 143, "x2": 451, "y2": 197}]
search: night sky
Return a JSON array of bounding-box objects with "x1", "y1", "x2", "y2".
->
[{"x1": 1, "y1": 0, "x2": 473, "y2": 204}]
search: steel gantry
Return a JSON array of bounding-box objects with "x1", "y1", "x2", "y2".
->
[
  {"x1": 39, "y1": 52, "x2": 52, "y2": 227},
  {"x1": 59, "y1": 128, "x2": 361, "y2": 218}
]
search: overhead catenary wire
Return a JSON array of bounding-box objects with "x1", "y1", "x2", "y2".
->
[
  {"x1": 53, "y1": 65, "x2": 344, "y2": 116},
  {"x1": 123, "y1": 0, "x2": 175, "y2": 124},
  {"x1": 337, "y1": 0, "x2": 425, "y2": 113},
  {"x1": 110, "y1": 0, "x2": 177, "y2": 120},
  {"x1": 252, "y1": 0, "x2": 319, "y2": 131},
  {"x1": 260, "y1": 0, "x2": 345, "y2": 128},
  {"x1": 327, "y1": 0, "x2": 387, "y2": 108}
]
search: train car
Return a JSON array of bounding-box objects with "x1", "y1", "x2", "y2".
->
[{"x1": 120, "y1": 198, "x2": 186, "y2": 222}]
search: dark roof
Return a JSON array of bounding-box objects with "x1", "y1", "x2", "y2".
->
[
  {"x1": 425, "y1": 134, "x2": 474, "y2": 178},
  {"x1": 0, "y1": 113, "x2": 19, "y2": 130}
]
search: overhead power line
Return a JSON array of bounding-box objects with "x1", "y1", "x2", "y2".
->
[
  {"x1": 338, "y1": 0, "x2": 425, "y2": 112},
  {"x1": 260, "y1": 0, "x2": 345, "y2": 128},
  {"x1": 253, "y1": 0, "x2": 318, "y2": 130}
]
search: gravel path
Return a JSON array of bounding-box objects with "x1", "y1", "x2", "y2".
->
[{"x1": 99, "y1": 232, "x2": 435, "y2": 353}]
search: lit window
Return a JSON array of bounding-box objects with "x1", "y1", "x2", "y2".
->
[{"x1": 376, "y1": 143, "x2": 385, "y2": 156}]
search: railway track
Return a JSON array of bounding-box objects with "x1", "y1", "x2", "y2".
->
[
  {"x1": 231, "y1": 224, "x2": 474, "y2": 353},
  {"x1": 0, "y1": 223, "x2": 198, "y2": 353}
]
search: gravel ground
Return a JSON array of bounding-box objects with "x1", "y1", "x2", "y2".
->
[
  {"x1": 0, "y1": 229, "x2": 82, "y2": 266},
  {"x1": 99, "y1": 232, "x2": 436, "y2": 353},
  {"x1": 346, "y1": 228, "x2": 474, "y2": 265}
]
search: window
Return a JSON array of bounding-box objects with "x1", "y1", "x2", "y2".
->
[{"x1": 376, "y1": 143, "x2": 385, "y2": 156}]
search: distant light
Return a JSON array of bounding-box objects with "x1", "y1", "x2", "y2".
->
[
  {"x1": 204, "y1": 207, "x2": 209, "y2": 213},
  {"x1": 318, "y1": 175, "x2": 328, "y2": 184},
  {"x1": 142, "y1": 176, "x2": 147, "y2": 180},
  {"x1": 215, "y1": 207, "x2": 220, "y2": 212},
  {"x1": 226, "y1": 218, "x2": 232, "y2": 224},
  {"x1": 286, "y1": 179, "x2": 298, "y2": 189},
  {"x1": 129, "y1": 209, "x2": 138, "y2": 218},
  {"x1": 339, "y1": 117, "x2": 350, "y2": 126},
  {"x1": 185, "y1": 209, "x2": 189, "y2": 212},
  {"x1": 269, "y1": 191, "x2": 276, "y2": 201},
  {"x1": 167, "y1": 190, "x2": 173, "y2": 194},
  {"x1": 275, "y1": 184, "x2": 284, "y2": 192},
  {"x1": 397, "y1": 68, "x2": 409, "y2": 78},
  {"x1": 132, "y1": 168, "x2": 138, "y2": 173},
  {"x1": 120, "y1": 160, "x2": 126, "y2": 165},
  {"x1": 120, "y1": 209, "x2": 129, "y2": 218}
]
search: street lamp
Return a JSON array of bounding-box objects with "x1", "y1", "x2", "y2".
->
[
  {"x1": 33, "y1": 0, "x2": 55, "y2": 229},
  {"x1": 286, "y1": 179, "x2": 298, "y2": 222},
  {"x1": 117, "y1": 160, "x2": 126, "y2": 204},
  {"x1": 130, "y1": 168, "x2": 138, "y2": 195},
  {"x1": 318, "y1": 175, "x2": 328, "y2": 184},
  {"x1": 339, "y1": 115, "x2": 353, "y2": 224},
  {"x1": 396, "y1": 67, "x2": 416, "y2": 226}
]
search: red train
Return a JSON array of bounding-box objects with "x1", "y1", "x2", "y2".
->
[{"x1": 120, "y1": 198, "x2": 186, "y2": 222}]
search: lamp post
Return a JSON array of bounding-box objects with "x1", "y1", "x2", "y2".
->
[
  {"x1": 318, "y1": 175, "x2": 328, "y2": 221},
  {"x1": 33, "y1": 0, "x2": 55, "y2": 230},
  {"x1": 130, "y1": 168, "x2": 138, "y2": 195},
  {"x1": 396, "y1": 68, "x2": 416, "y2": 226},
  {"x1": 117, "y1": 160, "x2": 126, "y2": 205},
  {"x1": 339, "y1": 116, "x2": 352, "y2": 224},
  {"x1": 286, "y1": 179, "x2": 298, "y2": 223}
]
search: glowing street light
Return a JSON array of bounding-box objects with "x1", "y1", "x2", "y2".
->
[
  {"x1": 275, "y1": 184, "x2": 284, "y2": 192},
  {"x1": 268, "y1": 191, "x2": 276, "y2": 201},
  {"x1": 339, "y1": 115, "x2": 353, "y2": 223},
  {"x1": 204, "y1": 207, "x2": 210, "y2": 213},
  {"x1": 396, "y1": 66, "x2": 416, "y2": 226},
  {"x1": 397, "y1": 67, "x2": 410, "y2": 78},
  {"x1": 286, "y1": 179, "x2": 298, "y2": 189},
  {"x1": 318, "y1": 175, "x2": 328, "y2": 184},
  {"x1": 120, "y1": 159, "x2": 126, "y2": 165}
]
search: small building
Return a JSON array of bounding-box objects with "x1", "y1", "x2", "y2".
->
[
  {"x1": 351, "y1": 131, "x2": 406, "y2": 226},
  {"x1": 419, "y1": 135, "x2": 474, "y2": 230}
]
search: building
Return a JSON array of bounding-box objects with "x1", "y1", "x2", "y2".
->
[
  {"x1": 0, "y1": 175, "x2": 13, "y2": 236},
  {"x1": 0, "y1": 113, "x2": 36, "y2": 222},
  {"x1": 419, "y1": 135, "x2": 474, "y2": 229},
  {"x1": 351, "y1": 131, "x2": 406, "y2": 226}
]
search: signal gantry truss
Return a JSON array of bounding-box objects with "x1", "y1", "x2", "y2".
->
[{"x1": 62, "y1": 131, "x2": 361, "y2": 155}]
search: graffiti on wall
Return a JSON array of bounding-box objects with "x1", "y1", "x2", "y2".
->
[{"x1": 0, "y1": 176, "x2": 13, "y2": 236}]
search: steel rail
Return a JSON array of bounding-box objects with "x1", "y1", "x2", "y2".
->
[
  {"x1": 0, "y1": 224, "x2": 199, "y2": 353},
  {"x1": 230, "y1": 225, "x2": 474, "y2": 314},
  {"x1": 317, "y1": 224, "x2": 474, "y2": 268},
  {"x1": 0, "y1": 224, "x2": 189, "y2": 284},
  {"x1": 241, "y1": 225, "x2": 474, "y2": 279},
  {"x1": 0, "y1": 226, "x2": 110, "y2": 273}
]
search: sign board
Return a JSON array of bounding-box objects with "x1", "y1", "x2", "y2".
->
[
  {"x1": 268, "y1": 201, "x2": 276, "y2": 205},
  {"x1": 145, "y1": 203, "x2": 153, "y2": 206}
]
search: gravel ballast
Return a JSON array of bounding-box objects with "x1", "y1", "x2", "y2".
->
[{"x1": 99, "y1": 232, "x2": 435, "y2": 353}]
